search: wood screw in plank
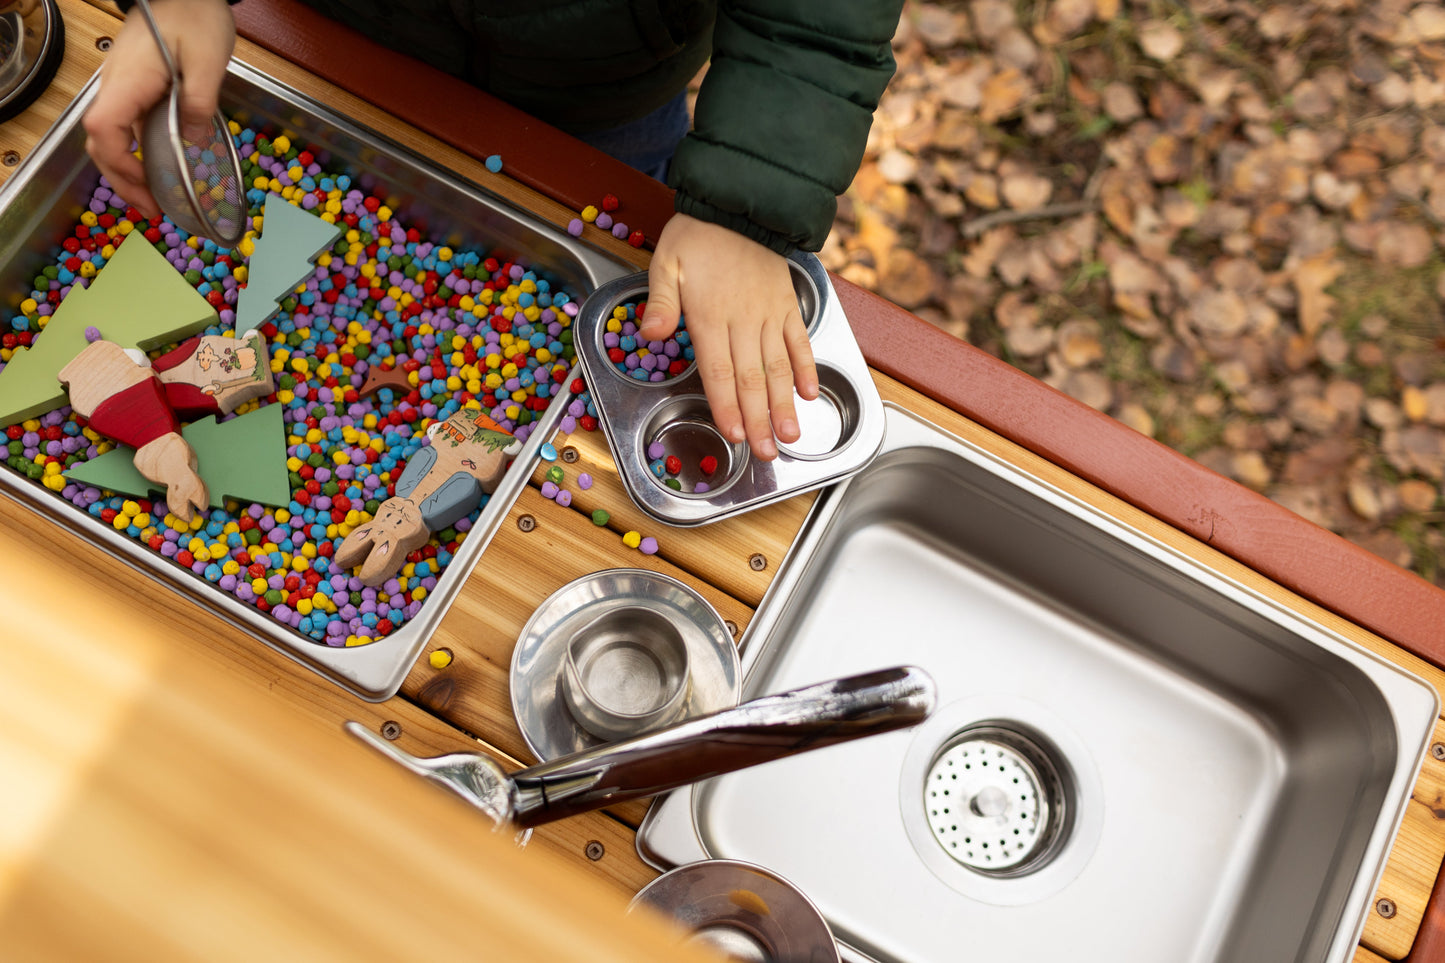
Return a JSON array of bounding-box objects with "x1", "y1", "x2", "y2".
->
[
  {"x1": 380, "y1": 721, "x2": 402, "y2": 741},
  {"x1": 585, "y1": 841, "x2": 604, "y2": 861},
  {"x1": 725, "y1": 620, "x2": 738, "y2": 638},
  {"x1": 517, "y1": 514, "x2": 536, "y2": 532},
  {"x1": 2, "y1": 152, "x2": 19, "y2": 167},
  {"x1": 749, "y1": 554, "x2": 766, "y2": 572},
  {"x1": 96, "y1": 36, "x2": 113, "y2": 51},
  {"x1": 561, "y1": 446, "x2": 579, "y2": 463},
  {"x1": 1376, "y1": 898, "x2": 1396, "y2": 919},
  {"x1": 1431, "y1": 742, "x2": 1445, "y2": 761}
]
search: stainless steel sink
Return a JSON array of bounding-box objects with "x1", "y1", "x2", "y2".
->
[{"x1": 639, "y1": 404, "x2": 1439, "y2": 963}]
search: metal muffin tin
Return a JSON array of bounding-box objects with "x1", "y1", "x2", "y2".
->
[
  {"x1": 575, "y1": 253, "x2": 885, "y2": 526},
  {"x1": 0, "y1": 62, "x2": 631, "y2": 701}
]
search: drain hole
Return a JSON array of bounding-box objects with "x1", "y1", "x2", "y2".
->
[{"x1": 922, "y1": 722, "x2": 1075, "y2": 878}]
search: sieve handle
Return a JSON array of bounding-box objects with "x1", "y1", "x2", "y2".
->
[
  {"x1": 507, "y1": 665, "x2": 936, "y2": 828},
  {"x1": 131, "y1": 0, "x2": 181, "y2": 84}
]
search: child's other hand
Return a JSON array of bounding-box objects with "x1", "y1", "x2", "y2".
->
[
  {"x1": 641, "y1": 214, "x2": 819, "y2": 462},
  {"x1": 82, "y1": 0, "x2": 237, "y2": 221}
]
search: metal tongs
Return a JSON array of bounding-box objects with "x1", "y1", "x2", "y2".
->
[{"x1": 347, "y1": 665, "x2": 935, "y2": 840}]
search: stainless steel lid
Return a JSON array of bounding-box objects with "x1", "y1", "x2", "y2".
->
[{"x1": 0, "y1": 0, "x2": 63, "y2": 123}]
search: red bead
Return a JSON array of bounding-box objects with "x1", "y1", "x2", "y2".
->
[
  {"x1": 628, "y1": 230, "x2": 645, "y2": 248},
  {"x1": 571, "y1": 377, "x2": 586, "y2": 393},
  {"x1": 607, "y1": 347, "x2": 626, "y2": 364},
  {"x1": 664, "y1": 455, "x2": 682, "y2": 475},
  {"x1": 176, "y1": 550, "x2": 194, "y2": 567},
  {"x1": 700, "y1": 455, "x2": 718, "y2": 476},
  {"x1": 579, "y1": 414, "x2": 599, "y2": 431},
  {"x1": 601, "y1": 193, "x2": 620, "y2": 212}
]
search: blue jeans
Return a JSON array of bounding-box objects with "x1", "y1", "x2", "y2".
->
[{"x1": 574, "y1": 91, "x2": 691, "y2": 183}]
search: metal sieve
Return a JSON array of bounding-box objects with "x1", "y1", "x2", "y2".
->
[{"x1": 133, "y1": 0, "x2": 245, "y2": 248}]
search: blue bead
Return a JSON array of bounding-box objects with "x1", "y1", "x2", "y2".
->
[{"x1": 485, "y1": 155, "x2": 503, "y2": 173}]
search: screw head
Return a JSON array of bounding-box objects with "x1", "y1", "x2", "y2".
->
[
  {"x1": 1431, "y1": 742, "x2": 1445, "y2": 761},
  {"x1": 1376, "y1": 897, "x2": 1397, "y2": 919},
  {"x1": 724, "y1": 620, "x2": 739, "y2": 638},
  {"x1": 748, "y1": 553, "x2": 767, "y2": 572},
  {"x1": 517, "y1": 514, "x2": 536, "y2": 532},
  {"x1": 380, "y1": 721, "x2": 402, "y2": 741},
  {"x1": 561, "y1": 446, "x2": 580, "y2": 463},
  {"x1": 585, "y1": 840, "x2": 605, "y2": 861},
  {"x1": 96, "y1": 36, "x2": 113, "y2": 51},
  {"x1": 2, "y1": 151, "x2": 19, "y2": 168}
]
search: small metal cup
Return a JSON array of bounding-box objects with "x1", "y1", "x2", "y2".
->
[{"x1": 563, "y1": 607, "x2": 691, "y2": 740}]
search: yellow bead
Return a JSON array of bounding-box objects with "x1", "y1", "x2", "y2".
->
[
  {"x1": 581, "y1": 205, "x2": 599, "y2": 223},
  {"x1": 622, "y1": 530, "x2": 642, "y2": 549},
  {"x1": 428, "y1": 649, "x2": 453, "y2": 669}
]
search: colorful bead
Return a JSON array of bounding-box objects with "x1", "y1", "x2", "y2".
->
[
  {"x1": 591, "y1": 508, "x2": 610, "y2": 526},
  {"x1": 485, "y1": 155, "x2": 503, "y2": 173},
  {"x1": 622, "y1": 530, "x2": 641, "y2": 549}
]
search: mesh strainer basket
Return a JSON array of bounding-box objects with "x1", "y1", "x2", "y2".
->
[{"x1": 133, "y1": 0, "x2": 245, "y2": 248}]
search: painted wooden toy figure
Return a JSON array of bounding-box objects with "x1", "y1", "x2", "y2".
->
[
  {"x1": 334, "y1": 409, "x2": 523, "y2": 586},
  {"x1": 57, "y1": 340, "x2": 209, "y2": 522},
  {"x1": 56, "y1": 331, "x2": 274, "y2": 522}
]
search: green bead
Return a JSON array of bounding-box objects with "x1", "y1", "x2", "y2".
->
[
  {"x1": 264, "y1": 589, "x2": 283, "y2": 605},
  {"x1": 307, "y1": 452, "x2": 326, "y2": 467},
  {"x1": 364, "y1": 498, "x2": 381, "y2": 514},
  {"x1": 591, "y1": 509, "x2": 610, "y2": 526},
  {"x1": 245, "y1": 528, "x2": 262, "y2": 545},
  {"x1": 545, "y1": 465, "x2": 564, "y2": 484},
  {"x1": 664, "y1": 478, "x2": 682, "y2": 490}
]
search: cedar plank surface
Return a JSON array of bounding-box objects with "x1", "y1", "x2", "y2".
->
[
  {"x1": 401, "y1": 483, "x2": 754, "y2": 770},
  {"x1": 528, "y1": 426, "x2": 815, "y2": 609},
  {"x1": 0, "y1": 541, "x2": 694, "y2": 962},
  {"x1": 1363, "y1": 717, "x2": 1445, "y2": 959},
  {"x1": 0, "y1": 493, "x2": 659, "y2": 901}
]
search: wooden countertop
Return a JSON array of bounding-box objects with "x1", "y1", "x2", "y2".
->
[{"x1": 2, "y1": 2, "x2": 1444, "y2": 960}]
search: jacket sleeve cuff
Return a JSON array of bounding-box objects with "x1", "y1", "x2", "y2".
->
[{"x1": 672, "y1": 191, "x2": 799, "y2": 257}]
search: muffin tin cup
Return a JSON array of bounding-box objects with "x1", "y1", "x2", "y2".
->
[{"x1": 576, "y1": 252, "x2": 886, "y2": 526}]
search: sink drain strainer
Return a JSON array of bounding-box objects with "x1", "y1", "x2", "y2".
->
[{"x1": 924, "y1": 724, "x2": 1072, "y2": 877}]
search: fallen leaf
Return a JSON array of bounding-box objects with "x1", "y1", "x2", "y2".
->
[
  {"x1": 879, "y1": 248, "x2": 940, "y2": 309},
  {"x1": 1138, "y1": 20, "x2": 1185, "y2": 62},
  {"x1": 1291, "y1": 253, "x2": 1342, "y2": 337},
  {"x1": 1001, "y1": 171, "x2": 1054, "y2": 210},
  {"x1": 979, "y1": 68, "x2": 1032, "y2": 122},
  {"x1": 1102, "y1": 81, "x2": 1144, "y2": 122},
  {"x1": 1374, "y1": 221, "x2": 1434, "y2": 267}
]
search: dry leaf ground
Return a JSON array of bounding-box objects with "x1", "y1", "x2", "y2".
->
[{"x1": 828, "y1": 0, "x2": 1445, "y2": 587}]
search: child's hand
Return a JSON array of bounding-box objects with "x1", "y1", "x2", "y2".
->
[
  {"x1": 82, "y1": 0, "x2": 237, "y2": 220},
  {"x1": 641, "y1": 214, "x2": 819, "y2": 462}
]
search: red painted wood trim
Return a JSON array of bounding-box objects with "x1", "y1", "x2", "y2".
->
[{"x1": 230, "y1": 0, "x2": 676, "y2": 247}]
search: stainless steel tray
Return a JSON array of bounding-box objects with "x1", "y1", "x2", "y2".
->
[
  {"x1": 575, "y1": 253, "x2": 884, "y2": 526},
  {"x1": 639, "y1": 403, "x2": 1439, "y2": 963},
  {"x1": 0, "y1": 62, "x2": 633, "y2": 700}
]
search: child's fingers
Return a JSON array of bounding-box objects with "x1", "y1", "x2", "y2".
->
[
  {"x1": 763, "y1": 320, "x2": 800, "y2": 445},
  {"x1": 730, "y1": 333, "x2": 777, "y2": 462},
  {"x1": 641, "y1": 254, "x2": 684, "y2": 340},
  {"x1": 782, "y1": 311, "x2": 818, "y2": 401},
  {"x1": 686, "y1": 313, "x2": 746, "y2": 449}
]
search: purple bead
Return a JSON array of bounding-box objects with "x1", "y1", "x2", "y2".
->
[
  {"x1": 555, "y1": 490, "x2": 572, "y2": 508},
  {"x1": 567, "y1": 218, "x2": 584, "y2": 237},
  {"x1": 540, "y1": 481, "x2": 558, "y2": 499},
  {"x1": 647, "y1": 441, "x2": 665, "y2": 460},
  {"x1": 639, "y1": 536, "x2": 658, "y2": 555},
  {"x1": 595, "y1": 212, "x2": 613, "y2": 231},
  {"x1": 577, "y1": 473, "x2": 593, "y2": 490}
]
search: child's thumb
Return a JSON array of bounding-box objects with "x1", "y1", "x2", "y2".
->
[{"x1": 640, "y1": 257, "x2": 682, "y2": 340}]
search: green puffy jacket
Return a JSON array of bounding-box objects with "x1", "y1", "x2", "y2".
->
[
  {"x1": 292, "y1": 0, "x2": 903, "y2": 254},
  {"x1": 125, "y1": 0, "x2": 903, "y2": 254}
]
